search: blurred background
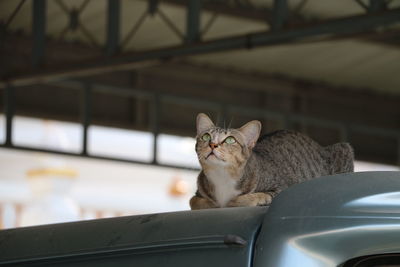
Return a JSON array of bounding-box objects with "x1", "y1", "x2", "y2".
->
[{"x1": 0, "y1": 0, "x2": 399, "y2": 229}]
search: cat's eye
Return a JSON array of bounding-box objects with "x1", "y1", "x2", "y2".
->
[
  {"x1": 224, "y1": 136, "x2": 236, "y2": 144},
  {"x1": 202, "y1": 133, "x2": 211, "y2": 142}
]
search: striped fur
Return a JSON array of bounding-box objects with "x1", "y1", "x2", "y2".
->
[{"x1": 190, "y1": 114, "x2": 354, "y2": 210}]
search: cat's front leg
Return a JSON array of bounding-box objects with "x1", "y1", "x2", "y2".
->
[
  {"x1": 190, "y1": 196, "x2": 218, "y2": 210},
  {"x1": 227, "y1": 192, "x2": 273, "y2": 207}
]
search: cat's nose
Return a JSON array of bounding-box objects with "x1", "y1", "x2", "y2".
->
[{"x1": 209, "y1": 143, "x2": 218, "y2": 149}]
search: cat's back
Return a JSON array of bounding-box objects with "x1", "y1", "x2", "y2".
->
[
  {"x1": 254, "y1": 129, "x2": 331, "y2": 174},
  {"x1": 254, "y1": 130, "x2": 322, "y2": 154},
  {"x1": 252, "y1": 129, "x2": 353, "y2": 175}
]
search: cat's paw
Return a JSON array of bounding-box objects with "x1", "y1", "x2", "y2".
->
[
  {"x1": 190, "y1": 196, "x2": 218, "y2": 210},
  {"x1": 227, "y1": 192, "x2": 272, "y2": 207}
]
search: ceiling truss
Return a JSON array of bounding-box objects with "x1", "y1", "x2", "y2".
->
[{"x1": 1, "y1": 0, "x2": 400, "y2": 87}]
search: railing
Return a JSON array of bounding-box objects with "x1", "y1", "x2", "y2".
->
[
  {"x1": 0, "y1": 202, "x2": 133, "y2": 230},
  {"x1": 1, "y1": 80, "x2": 400, "y2": 169}
]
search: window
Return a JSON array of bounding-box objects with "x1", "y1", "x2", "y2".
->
[
  {"x1": 88, "y1": 125, "x2": 153, "y2": 162},
  {"x1": 157, "y1": 134, "x2": 200, "y2": 168},
  {"x1": 13, "y1": 116, "x2": 82, "y2": 153}
]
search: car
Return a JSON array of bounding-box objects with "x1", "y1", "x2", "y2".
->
[{"x1": 1, "y1": 171, "x2": 400, "y2": 267}]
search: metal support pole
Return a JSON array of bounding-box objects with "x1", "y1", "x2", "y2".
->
[
  {"x1": 186, "y1": 0, "x2": 201, "y2": 43},
  {"x1": 151, "y1": 93, "x2": 160, "y2": 164},
  {"x1": 369, "y1": 0, "x2": 387, "y2": 12},
  {"x1": 32, "y1": 0, "x2": 46, "y2": 67},
  {"x1": 106, "y1": 0, "x2": 120, "y2": 56},
  {"x1": 4, "y1": 85, "x2": 14, "y2": 147},
  {"x1": 148, "y1": 0, "x2": 158, "y2": 16},
  {"x1": 82, "y1": 82, "x2": 91, "y2": 155},
  {"x1": 271, "y1": 0, "x2": 288, "y2": 31}
]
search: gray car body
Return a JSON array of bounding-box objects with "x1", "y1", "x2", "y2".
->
[
  {"x1": 255, "y1": 171, "x2": 400, "y2": 267},
  {"x1": 0, "y1": 171, "x2": 399, "y2": 266}
]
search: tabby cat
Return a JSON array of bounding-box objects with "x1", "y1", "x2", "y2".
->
[{"x1": 190, "y1": 113, "x2": 354, "y2": 210}]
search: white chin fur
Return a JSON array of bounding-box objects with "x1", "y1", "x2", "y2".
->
[
  {"x1": 204, "y1": 167, "x2": 240, "y2": 207},
  {"x1": 206, "y1": 155, "x2": 227, "y2": 166}
]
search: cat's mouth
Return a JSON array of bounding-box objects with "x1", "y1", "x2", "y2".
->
[
  {"x1": 206, "y1": 151, "x2": 223, "y2": 161},
  {"x1": 206, "y1": 151, "x2": 215, "y2": 159}
]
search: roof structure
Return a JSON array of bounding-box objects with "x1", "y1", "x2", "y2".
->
[{"x1": 0, "y1": 0, "x2": 399, "y2": 166}]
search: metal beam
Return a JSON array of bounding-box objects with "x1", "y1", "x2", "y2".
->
[
  {"x1": 3, "y1": 79, "x2": 400, "y2": 167},
  {"x1": 271, "y1": 0, "x2": 288, "y2": 31},
  {"x1": 186, "y1": 0, "x2": 201, "y2": 43},
  {"x1": 5, "y1": 0, "x2": 27, "y2": 30},
  {"x1": 81, "y1": 82, "x2": 92, "y2": 156},
  {"x1": 0, "y1": 144, "x2": 201, "y2": 171},
  {"x1": 369, "y1": 0, "x2": 387, "y2": 12},
  {"x1": 164, "y1": 0, "x2": 398, "y2": 46},
  {"x1": 157, "y1": 9, "x2": 184, "y2": 40},
  {"x1": 148, "y1": 0, "x2": 159, "y2": 16},
  {"x1": 151, "y1": 92, "x2": 160, "y2": 164},
  {"x1": 3, "y1": 86, "x2": 14, "y2": 147},
  {"x1": 32, "y1": 0, "x2": 46, "y2": 67},
  {"x1": 55, "y1": 79, "x2": 400, "y2": 140},
  {"x1": 161, "y1": 0, "x2": 277, "y2": 24},
  {"x1": 0, "y1": 60, "x2": 162, "y2": 88},
  {"x1": 2, "y1": 7, "x2": 400, "y2": 87},
  {"x1": 106, "y1": 0, "x2": 120, "y2": 56}
]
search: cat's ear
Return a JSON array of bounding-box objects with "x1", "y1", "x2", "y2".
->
[
  {"x1": 239, "y1": 120, "x2": 261, "y2": 149},
  {"x1": 196, "y1": 113, "x2": 214, "y2": 135}
]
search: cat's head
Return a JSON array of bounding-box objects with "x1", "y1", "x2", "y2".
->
[{"x1": 195, "y1": 113, "x2": 261, "y2": 168}]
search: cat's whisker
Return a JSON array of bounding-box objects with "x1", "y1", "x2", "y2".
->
[{"x1": 227, "y1": 117, "x2": 233, "y2": 130}]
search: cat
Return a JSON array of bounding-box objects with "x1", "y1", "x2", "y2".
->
[{"x1": 190, "y1": 113, "x2": 354, "y2": 210}]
